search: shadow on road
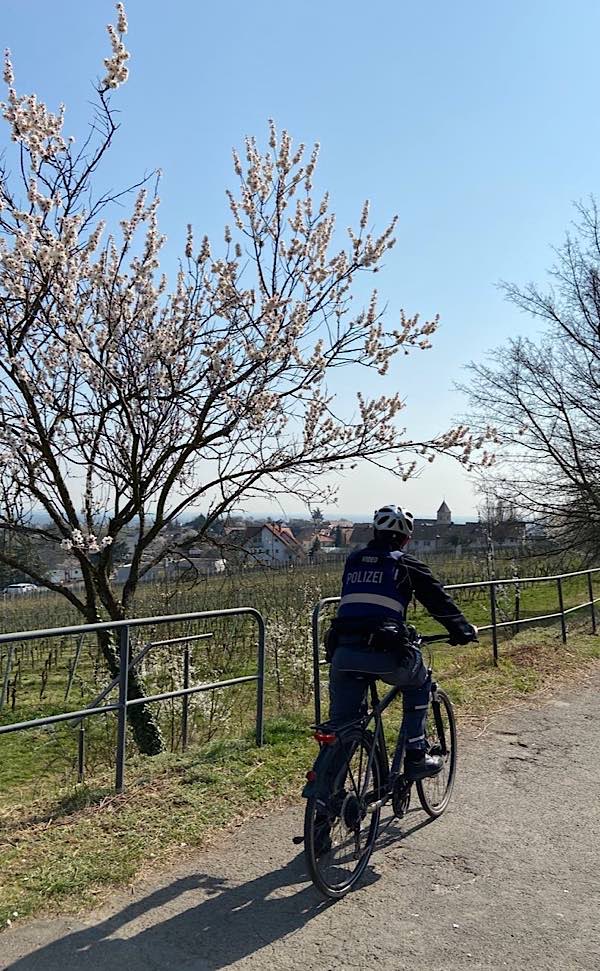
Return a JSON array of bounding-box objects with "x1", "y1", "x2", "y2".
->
[
  {"x1": 6, "y1": 851, "x2": 337, "y2": 970},
  {"x1": 5, "y1": 808, "x2": 432, "y2": 969}
]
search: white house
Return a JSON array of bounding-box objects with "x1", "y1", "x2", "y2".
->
[
  {"x1": 49, "y1": 563, "x2": 84, "y2": 585},
  {"x1": 229, "y1": 522, "x2": 305, "y2": 565}
]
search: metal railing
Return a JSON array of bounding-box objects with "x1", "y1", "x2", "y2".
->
[
  {"x1": 0, "y1": 607, "x2": 266, "y2": 793},
  {"x1": 310, "y1": 567, "x2": 600, "y2": 723},
  {"x1": 64, "y1": 630, "x2": 216, "y2": 780}
]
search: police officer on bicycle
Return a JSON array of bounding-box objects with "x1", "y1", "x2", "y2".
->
[{"x1": 326, "y1": 504, "x2": 478, "y2": 781}]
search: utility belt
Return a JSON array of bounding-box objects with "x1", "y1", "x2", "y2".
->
[{"x1": 324, "y1": 616, "x2": 409, "y2": 663}]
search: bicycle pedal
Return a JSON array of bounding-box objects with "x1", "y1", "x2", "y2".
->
[
  {"x1": 392, "y1": 779, "x2": 411, "y2": 818},
  {"x1": 292, "y1": 835, "x2": 304, "y2": 845}
]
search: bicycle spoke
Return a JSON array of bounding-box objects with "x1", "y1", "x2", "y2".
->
[
  {"x1": 343, "y1": 740, "x2": 365, "y2": 800},
  {"x1": 357, "y1": 735, "x2": 364, "y2": 793},
  {"x1": 417, "y1": 689, "x2": 457, "y2": 818}
]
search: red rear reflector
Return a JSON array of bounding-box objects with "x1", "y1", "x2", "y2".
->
[
  {"x1": 314, "y1": 731, "x2": 337, "y2": 744},
  {"x1": 306, "y1": 770, "x2": 317, "y2": 782}
]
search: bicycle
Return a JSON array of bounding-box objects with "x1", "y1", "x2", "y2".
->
[{"x1": 300, "y1": 631, "x2": 457, "y2": 899}]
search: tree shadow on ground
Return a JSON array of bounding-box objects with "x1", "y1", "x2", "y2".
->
[
  {"x1": 5, "y1": 808, "x2": 433, "y2": 970},
  {"x1": 376, "y1": 805, "x2": 434, "y2": 850},
  {"x1": 5, "y1": 852, "x2": 341, "y2": 970}
]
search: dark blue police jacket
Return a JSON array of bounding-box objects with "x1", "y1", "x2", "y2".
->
[{"x1": 337, "y1": 545, "x2": 408, "y2": 621}]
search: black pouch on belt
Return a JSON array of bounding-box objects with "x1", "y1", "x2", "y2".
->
[
  {"x1": 368, "y1": 619, "x2": 405, "y2": 654},
  {"x1": 324, "y1": 616, "x2": 373, "y2": 660}
]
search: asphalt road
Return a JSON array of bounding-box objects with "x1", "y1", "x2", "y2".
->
[{"x1": 3, "y1": 667, "x2": 600, "y2": 971}]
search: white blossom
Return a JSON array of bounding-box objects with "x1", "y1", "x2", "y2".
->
[
  {"x1": 116, "y1": 2, "x2": 128, "y2": 34},
  {"x1": 3, "y1": 50, "x2": 14, "y2": 86},
  {"x1": 183, "y1": 223, "x2": 193, "y2": 259},
  {"x1": 101, "y1": 5, "x2": 130, "y2": 91}
]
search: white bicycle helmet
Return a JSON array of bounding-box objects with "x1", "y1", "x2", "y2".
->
[{"x1": 373, "y1": 504, "x2": 414, "y2": 538}]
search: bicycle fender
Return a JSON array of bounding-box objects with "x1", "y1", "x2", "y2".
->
[
  {"x1": 302, "y1": 744, "x2": 333, "y2": 798},
  {"x1": 302, "y1": 728, "x2": 376, "y2": 799}
]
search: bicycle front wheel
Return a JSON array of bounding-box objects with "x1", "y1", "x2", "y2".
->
[
  {"x1": 304, "y1": 727, "x2": 382, "y2": 899},
  {"x1": 417, "y1": 688, "x2": 457, "y2": 818}
]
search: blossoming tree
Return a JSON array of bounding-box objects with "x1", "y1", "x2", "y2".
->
[{"x1": 0, "y1": 4, "x2": 480, "y2": 754}]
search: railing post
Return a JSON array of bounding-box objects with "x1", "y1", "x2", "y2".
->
[
  {"x1": 312, "y1": 602, "x2": 322, "y2": 724},
  {"x1": 0, "y1": 645, "x2": 14, "y2": 710},
  {"x1": 0, "y1": 644, "x2": 15, "y2": 711},
  {"x1": 182, "y1": 641, "x2": 190, "y2": 752},
  {"x1": 588, "y1": 571, "x2": 597, "y2": 635},
  {"x1": 77, "y1": 724, "x2": 85, "y2": 783},
  {"x1": 557, "y1": 578, "x2": 567, "y2": 644},
  {"x1": 255, "y1": 613, "x2": 265, "y2": 747},
  {"x1": 115, "y1": 625, "x2": 130, "y2": 794},
  {"x1": 489, "y1": 583, "x2": 499, "y2": 666}
]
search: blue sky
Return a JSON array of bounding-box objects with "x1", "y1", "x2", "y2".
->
[{"x1": 3, "y1": 0, "x2": 599, "y2": 519}]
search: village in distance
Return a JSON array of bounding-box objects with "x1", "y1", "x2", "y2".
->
[{"x1": 2, "y1": 500, "x2": 536, "y2": 596}]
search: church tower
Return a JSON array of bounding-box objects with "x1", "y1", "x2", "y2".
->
[{"x1": 437, "y1": 500, "x2": 452, "y2": 525}]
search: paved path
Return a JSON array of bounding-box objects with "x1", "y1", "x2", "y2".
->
[{"x1": 3, "y1": 668, "x2": 600, "y2": 971}]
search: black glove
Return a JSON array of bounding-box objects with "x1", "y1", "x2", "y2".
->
[{"x1": 448, "y1": 623, "x2": 478, "y2": 646}]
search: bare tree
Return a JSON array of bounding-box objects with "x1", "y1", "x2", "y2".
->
[
  {"x1": 464, "y1": 199, "x2": 600, "y2": 558},
  {"x1": 0, "y1": 4, "x2": 480, "y2": 753},
  {"x1": 310, "y1": 506, "x2": 324, "y2": 534}
]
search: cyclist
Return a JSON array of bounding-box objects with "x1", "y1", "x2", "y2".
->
[{"x1": 326, "y1": 504, "x2": 478, "y2": 781}]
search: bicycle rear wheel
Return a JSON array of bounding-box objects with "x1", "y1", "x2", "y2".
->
[
  {"x1": 304, "y1": 727, "x2": 382, "y2": 899},
  {"x1": 416, "y1": 688, "x2": 457, "y2": 817}
]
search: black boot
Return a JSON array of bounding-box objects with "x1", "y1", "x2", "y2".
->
[{"x1": 404, "y1": 750, "x2": 443, "y2": 781}]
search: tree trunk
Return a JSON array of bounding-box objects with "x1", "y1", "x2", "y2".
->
[{"x1": 96, "y1": 628, "x2": 164, "y2": 756}]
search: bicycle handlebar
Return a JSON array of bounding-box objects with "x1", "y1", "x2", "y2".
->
[
  {"x1": 419, "y1": 633, "x2": 452, "y2": 644},
  {"x1": 419, "y1": 631, "x2": 479, "y2": 645}
]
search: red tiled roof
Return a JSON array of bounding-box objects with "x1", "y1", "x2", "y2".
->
[{"x1": 263, "y1": 522, "x2": 304, "y2": 553}]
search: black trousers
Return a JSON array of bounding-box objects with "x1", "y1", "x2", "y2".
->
[{"x1": 328, "y1": 643, "x2": 430, "y2": 751}]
